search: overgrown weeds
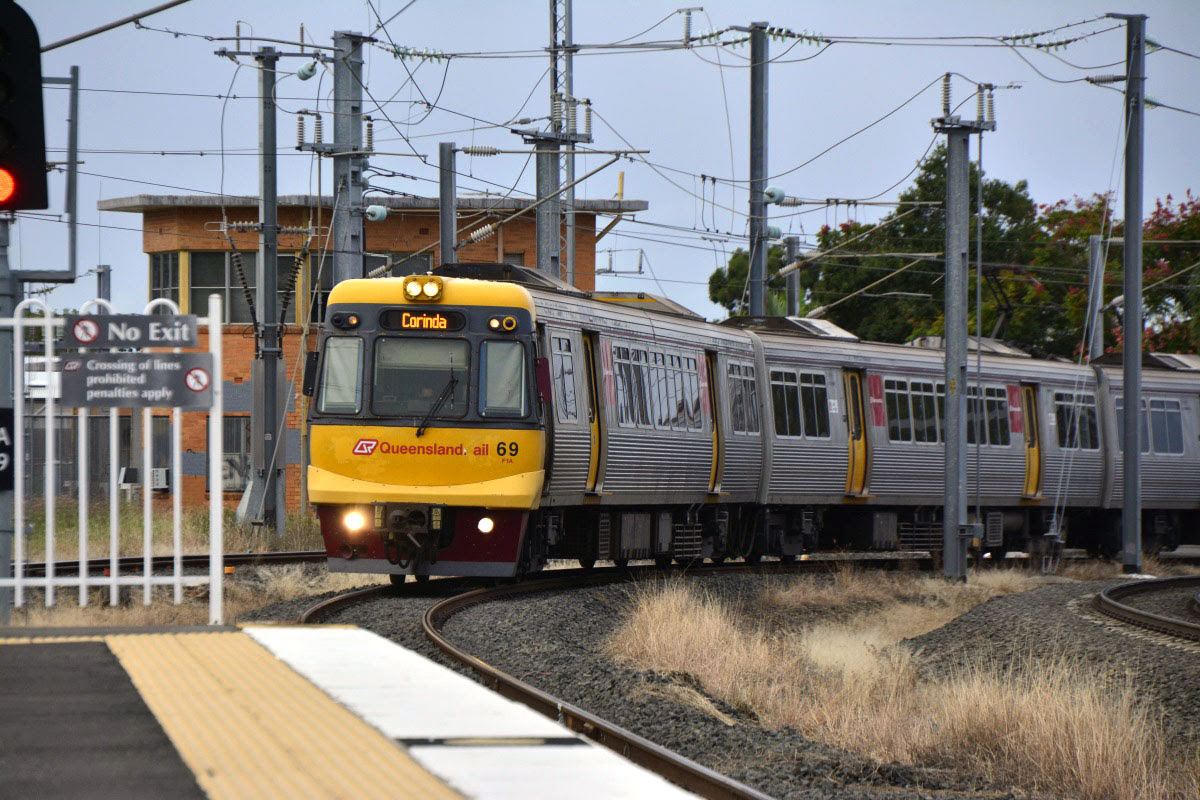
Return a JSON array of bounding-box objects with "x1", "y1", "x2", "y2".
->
[{"x1": 608, "y1": 572, "x2": 1200, "y2": 799}]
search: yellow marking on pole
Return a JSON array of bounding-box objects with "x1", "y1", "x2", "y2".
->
[{"x1": 107, "y1": 632, "x2": 460, "y2": 800}]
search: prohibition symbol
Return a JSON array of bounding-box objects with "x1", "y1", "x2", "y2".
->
[
  {"x1": 185, "y1": 367, "x2": 210, "y2": 392},
  {"x1": 72, "y1": 318, "x2": 99, "y2": 344}
]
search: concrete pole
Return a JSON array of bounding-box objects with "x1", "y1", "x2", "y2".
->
[
  {"x1": 784, "y1": 236, "x2": 799, "y2": 316},
  {"x1": 535, "y1": 144, "x2": 561, "y2": 277},
  {"x1": 0, "y1": 221, "x2": 12, "y2": 623},
  {"x1": 439, "y1": 142, "x2": 456, "y2": 266},
  {"x1": 255, "y1": 47, "x2": 283, "y2": 532},
  {"x1": 560, "y1": 0, "x2": 576, "y2": 286},
  {"x1": 66, "y1": 66, "x2": 79, "y2": 281},
  {"x1": 333, "y1": 31, "x2": 366, "y2": 284},
  {"x1": 748, "y1": 22, "x2": 768, "y2": 317},
  {"x1": 1121, "y1": 15, "x2": 1146, "y2": 574},
  {"x1": 1086, "y1": 234, "x2": 1105, "y2": 361},
  {"x1": 943, "y1": 128, "x2": 970, "y2": 581}
]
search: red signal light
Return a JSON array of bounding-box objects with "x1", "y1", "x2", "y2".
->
[{"x1": 0, "y1": 169, "x2": 14, "y2": 203}]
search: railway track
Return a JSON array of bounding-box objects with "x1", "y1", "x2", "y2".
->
[
  {"x1": 1093, "y1": 575, "x2": 1200, "y2": 642},
  {"x1": 300, "y1": 553, "x2": 935, "y2": 799},
  {"x1": 17, "y1": 549, "x2": 327, "y2": 578}
]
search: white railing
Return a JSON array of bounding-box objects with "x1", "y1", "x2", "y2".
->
[{"x1": 0, "y1": 294, "x2": 225, "y2": 623}]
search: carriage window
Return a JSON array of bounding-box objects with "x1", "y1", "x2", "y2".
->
[
  {"x1": 728, "y1": 363, "x2": 759, "y2": 434},
  {"x1": 799, "y1": 373, "x2": 830, "y2": 438},
  {"x1": 1054, "y1": 392, "x2": 1099, "y2": 450},
  {"x1": 770, "y1": 370, "x2": 801, "y2": 437},
  {"x1": 884, "y1": 378, "x2": 912, "y2": 442},
  {"x1": 1114, "y1": 397, "x2": 1150, "y2": 454},
  {"x1": 966, "y1": 386, "x2": 984, "y2": 445},
  {"x1": 317, "y1": 337, "x2": 363, "y2": 414},
  {"x1": 480, "y1": 340, "x2": 528, "y2": 417},
  {"x1": 551, "y1": 336, "x2": 577, "y2": 423},
  {"x1": 1151, "y1": 399, "x2": 1184, "y2": 454},
  {"x1": 985, "y1": 386, "x2": 1011, "y2": 446},
  {"x1": 613, "y1": 344, "x2": 651, "y2": 427},
  {"x1": 910, "y1": 381, "x2": 939, "y2": 443},
  {"x1": 372, "y1": 338, "x2": 469, "y2": 417},
  {"x1": 684, "y1": 357, "x2": 702, "y2": 430}
]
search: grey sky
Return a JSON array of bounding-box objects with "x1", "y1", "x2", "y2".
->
[{"x1": 22, "y1": 0, "x2": 1200, "y2": 320}]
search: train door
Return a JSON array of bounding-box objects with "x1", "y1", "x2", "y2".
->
[
  {"x1": 1022, "y1": 384, "x2": 1042, "y2": 498},
  {"x1": 843, "y1": 370, "x2": 868, "y2": 495},
  {"x1": 583, "y1": 333, "x2": 602, "y2": 492},
  {"x1": 705, "y1": 351, "x2": 722, "y2": 493}
]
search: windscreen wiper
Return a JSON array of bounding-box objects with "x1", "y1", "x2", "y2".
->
[{"x1": 416, "y1": 373, "x2": 458, "y2": 437}]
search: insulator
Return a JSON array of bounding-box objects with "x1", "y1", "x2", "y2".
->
[
  {"x1": 551, "y1": 95, "x2": 562, "y2": 130},
  {"x1": 297, "y1": 115, "x2": 305, "y2": 149},
  {"x1": 461, "y1": 146, "x2": 499, "y2": 157},
  {"x1": 976, "y1": 88, "x2": 985, "y2": 121},
  {"x1": 582, "y1": 102, "x2": 592, "y2": 138},
  {"x1": 365, "y1": 118, "x2": 374, "y2": 152},
  {"x1": 777, "y1": 197, "x2": 802, "y2": 207},
  {"x1": 467, "y1": 223, "x2": 497, "y2": 244},
  {"x1": 986, "y1": 88, "x2": 995, "y2": 123},
  {"x1": 314, "y1": 114, "x2": 323, "y2": 144},
  {"x1": 1087, "y1": 74, "x2": 1126, "y2": 85},
  {"x1": 942, "y1": 73, "x2": 951, "y2": 116},
  {"x1": 299, "y1": 23, "x2": 305, "y2": 52},
  {"x1": 683, "y1": 9, "x2": 692, "y2": 43},
  {"x1": 567, "y1": 99, "x2": 577, "y2": 135}
]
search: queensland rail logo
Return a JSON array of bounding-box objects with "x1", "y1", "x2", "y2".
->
[{"x1": 352, "y1": 439, "x2": 379, "y2": 455}]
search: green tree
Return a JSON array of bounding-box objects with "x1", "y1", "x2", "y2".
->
[{"x1": 707, "y1": 244, "x2": 787, "y2": 315}]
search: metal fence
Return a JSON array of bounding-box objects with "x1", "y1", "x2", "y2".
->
[{"x1": 0, "y1": 295, "x2": 225, "y2": 623}]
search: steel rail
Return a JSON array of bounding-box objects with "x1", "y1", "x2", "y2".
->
[
  {"x1": 19, "y1": 549, "x2": 327, "y2": 578},
  {"x1": 1093, "y1": 575, "x2": 1200, "y2": 642}
]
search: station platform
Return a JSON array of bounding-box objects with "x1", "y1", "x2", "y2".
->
[{"x1": 0, "y1": 625, "x2": 694, "y2": 799}]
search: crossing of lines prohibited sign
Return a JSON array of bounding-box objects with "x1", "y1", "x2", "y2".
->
[{"x1": 185, "y1": 367, "x2": 210, "y2": 392}]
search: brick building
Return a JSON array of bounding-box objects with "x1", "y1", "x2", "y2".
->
[{"x1": 97, "y1": 194, "x2": 647, "y2": 512}]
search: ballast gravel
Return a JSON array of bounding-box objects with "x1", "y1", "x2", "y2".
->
[{"x1": 246, "y1": 572, "x2": 1197, "y2": 799}]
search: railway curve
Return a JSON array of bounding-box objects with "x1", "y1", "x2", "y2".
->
[{"x1": 1093, "y1": 575, "x2": 1200, "y2": 642}]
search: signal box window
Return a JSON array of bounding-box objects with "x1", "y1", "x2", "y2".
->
[
  {"x1": 318, "y1": 337, "x2": 364, "y2": 414},
  {"x1": 480, "y1": 340, "x2": 528, "y2": 417},
  {"x1": 373, "y1": 338, "x2": 469, "y2": 418},
  {"x1": 150, "y1": 253, "x2": 179, "y2": 311},
  {"x1": 551, "y1": 336, "x2": 578, "y2": 422},
  {"x1": 1053, "y1": 392, "x2": 1099, "y2": 450}
]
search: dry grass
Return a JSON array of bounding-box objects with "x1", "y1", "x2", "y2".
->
[
  {"x1": 6, "y1": 566, "x2": 387, "y2": 627},
  {"x1": 1060, "y1": 555, "x2": 1200, "y2": 581},
  {"x1": 608, "y1": 573, "x2": 1200, "y2": 800},
  {"x1": 17, "y1": 501, "x2": 324, "y2": 562}
]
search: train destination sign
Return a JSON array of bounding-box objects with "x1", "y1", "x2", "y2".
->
[
  {"x1": 380, "y1": 309, "x2": 465, "y2": 332},
  {"x1": 65, "y1": 314, "x2": 199, "y2": 349},
  {"x1": 59, "y1": 353, "x2": 214, "y2": 409}
]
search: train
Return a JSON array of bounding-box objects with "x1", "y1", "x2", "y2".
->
[{"x1": 303, "y1": 263, "x2": 1200, "y2": 580}]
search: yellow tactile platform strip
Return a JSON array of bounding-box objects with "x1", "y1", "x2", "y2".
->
[{"x1": 107, "y1": 632, "x2": 461, "y2": 800}]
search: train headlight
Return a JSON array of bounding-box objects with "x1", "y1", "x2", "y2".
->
[
  {"x1": 501, "y1": 315, "x2": 517, "y2": 331},
  {"x1": 422, "y1": 281, "x2": 440, "y2": 298},
  {"x1": 405, "y1": 280, "x2": 423, "y2": 299},
  {"x1": 488, "y1": 317, "x2": 501, "y2": 330},
  {"x1": 344, "y1": 510, "x2": 367, "y2": 533},
  {"x1": 477, "y1": 516, "x2": 494, "y2": 534}
]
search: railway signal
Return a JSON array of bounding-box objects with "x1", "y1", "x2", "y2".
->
[{"x1": 0, "y1": 1, "x2": 48, "y2": 211}]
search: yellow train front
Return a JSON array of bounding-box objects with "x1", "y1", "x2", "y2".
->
[{"x1": 305, "y1": 274, "x2": 546, "y2": 579}]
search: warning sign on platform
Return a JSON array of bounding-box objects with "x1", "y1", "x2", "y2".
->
[
  {"x1": 59, "y1": 353, "x2": 214, "y2": 409},
  {"x1": 64, "y1": 314, "x2": 198, "y2": 349}
]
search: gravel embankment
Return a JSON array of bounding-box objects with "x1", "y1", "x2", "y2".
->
[{"x1": 906, "y1": 580, "x2": 1200, "y2": 751}]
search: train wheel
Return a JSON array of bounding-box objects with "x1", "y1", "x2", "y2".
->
[
  {"x1": 578, "y1": 557, "x2": 595, "y2": 570},
  {"x1": 708, "y1": 556, "x2": 725, "y2": 565},
  {"x1": 779, "y1": 554, "x2": 796, "y2": 564},
  {"x1": 744, "y1": 552, "x2": 762, "y2": 565},
  {"x1": 389, "y1": 574, "x2": 406, "y2": 588},
  {"x1": 614, "y1": 559, "x2": 629, "y2": 569},
  {"x1": 655, "y1": 556, "x2": 672, "y2": 569},
  {"x1": 414, "y1": 574, "x2": 430, "y2": 584}
]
